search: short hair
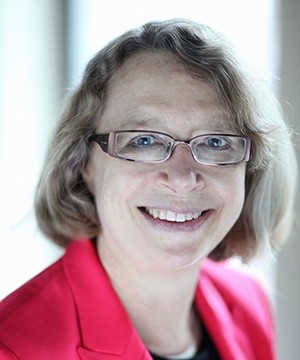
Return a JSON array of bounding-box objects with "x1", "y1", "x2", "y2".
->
[{"x1": 34, "y1": 19, "x2": 298, "y2": 261}]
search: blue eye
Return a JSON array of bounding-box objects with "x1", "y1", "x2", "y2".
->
[
  {"x1": 131, "y1": 135, "x2": 156, "y2": 147},
  {"x1": 206, "y1": 136, "x2": 230, "y2": 150}
]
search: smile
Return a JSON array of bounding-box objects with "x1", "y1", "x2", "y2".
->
[{"x1": 144, "y1": 208, "x2": 203, "y2": 223}]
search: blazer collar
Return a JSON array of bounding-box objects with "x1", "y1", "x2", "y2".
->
[{"x1": 63, "y1": 240, "x2": 151, "y2": 360}]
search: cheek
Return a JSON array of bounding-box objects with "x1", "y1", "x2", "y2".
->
[
  {"x1": 204, "y1": 164, "x2": 245, "y2": 217},
  {"x1": 92, "y1": 159, "x2": 145, "y2": 207},
  {"x1": 220, "y1": 167, "x2": 246, "y2": 215}
]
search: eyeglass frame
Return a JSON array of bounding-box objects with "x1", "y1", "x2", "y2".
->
[{"x1": 89, "y1": 130, "x2": 252, "y2": 166}]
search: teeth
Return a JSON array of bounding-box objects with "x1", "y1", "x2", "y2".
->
[{"x1": 145, "y1": 208, "x2": 202, "y2": 222}]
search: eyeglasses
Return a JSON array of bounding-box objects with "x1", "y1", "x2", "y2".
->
[{"x1": 90, "y1": 130, "x2": 251, "y2": 165}]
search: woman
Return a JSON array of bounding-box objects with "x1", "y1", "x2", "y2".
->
[{"x1": 0, "y1": 19, "x2": 297, "y2": 360}]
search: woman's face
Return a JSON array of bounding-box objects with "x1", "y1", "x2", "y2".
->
[{"x1": 84, "y1": 53, "x2": 246, "y2": 269}]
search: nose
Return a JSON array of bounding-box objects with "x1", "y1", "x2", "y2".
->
[{"x1": 159, "y1": 145, "x2": 205, "y2": 195}]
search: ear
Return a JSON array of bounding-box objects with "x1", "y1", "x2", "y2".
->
[{"x1": 81, "y1": 162, "x2": 95, "y2": 194}]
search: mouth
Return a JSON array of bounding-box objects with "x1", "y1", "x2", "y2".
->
[
  {"x1": 144, "y1": 208, "x2": 203, "y2": 223},
  {"x1": 145, "y1": 208, "x2": 202, "y2": 223},
  {"x1": 139, "y1": 206, "x2": 212, "y2": 232}
]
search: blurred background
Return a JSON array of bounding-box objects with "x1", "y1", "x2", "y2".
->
[{"x1": 0, "y1": 0, "x2": 299, "y2": 358}]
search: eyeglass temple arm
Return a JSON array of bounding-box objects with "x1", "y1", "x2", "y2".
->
[{"x1": 90, "y1": 134, "x2": 109, "y2": 153}]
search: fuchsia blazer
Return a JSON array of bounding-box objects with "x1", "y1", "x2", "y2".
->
[{"x1": 0, "y1": 240, "x2": 276, "y2": 359}]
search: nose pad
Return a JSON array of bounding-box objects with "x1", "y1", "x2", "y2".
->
[{"x1": 159, "y1": 145, "x2": 205, "y2": 194}]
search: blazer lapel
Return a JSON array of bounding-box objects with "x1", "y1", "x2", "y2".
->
[
  {"x1": 63, "y1": 240, "x2": 152, "y2": 360},
  {"x1": 195, "y1": 260, "x2": 251, "y2": 360},
  {"x1": 77, "y1": 331, "x2": 152, "y2": 360},
  {"x1": 77, "y1": 338, "x2": 152, "y2": 360}
]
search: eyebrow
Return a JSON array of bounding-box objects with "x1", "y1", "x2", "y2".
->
[
  {"x1": 118, "y1": 116, "x2": 166, "y2": 128},
  {"x1": 118, "y1": 116, "x2": 235, "y2": 133},
  {"x1": 203, "y1": 120, "x2": 235, "y2": 132}
]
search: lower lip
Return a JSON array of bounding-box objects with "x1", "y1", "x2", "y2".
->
[{"x1": 139, "y1": 208, "x2": 212, "y2": 232}]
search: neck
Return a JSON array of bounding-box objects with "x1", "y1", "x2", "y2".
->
[{"x1": 97, "y1": 242, "x2": 202, "y2": 356}]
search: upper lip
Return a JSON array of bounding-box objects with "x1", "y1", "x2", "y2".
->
[{"x1": 144, "y1": 207, "x2": 204, "y2": 222}]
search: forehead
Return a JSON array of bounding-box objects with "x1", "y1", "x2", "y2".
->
[{"x1": 99, "y1": 52, "x2": 233, "y2": 133}]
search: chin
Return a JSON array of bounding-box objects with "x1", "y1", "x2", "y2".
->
[{"x1": 153, "y1": 246, "x2": 208, "y2": 269}]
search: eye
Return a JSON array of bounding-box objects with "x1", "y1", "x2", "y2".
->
[
  {"x1": 205, "y1": 136, "x2": 231, "y2": 150},
  {"x1": 130, "y1": 134, "x2": 157, "y2": 147}
]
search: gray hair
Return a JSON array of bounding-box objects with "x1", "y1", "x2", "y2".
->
[{"x1": 34, "y1": 19, "x2": 298, "y2": 261}]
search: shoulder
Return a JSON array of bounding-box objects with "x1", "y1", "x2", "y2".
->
[
  {"x1": 0, "y1": 256, "x2": 79, "y2": 358},
  {"x1": 200, "y1": 259, "x2": 273, "y2": 317},
  {"x1": 0, "y1": 259, "x2": 67, "y2": 322}
]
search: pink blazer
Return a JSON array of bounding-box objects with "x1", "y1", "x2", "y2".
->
[{"x1": 0, "y1": 240, "x2": 276, "y2": 359}]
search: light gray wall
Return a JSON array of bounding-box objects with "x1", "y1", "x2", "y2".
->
[
  {"x1": 277, "y1": 0, "x2": 300, "y2": 358},
  {"x1": 0, "y1": 0, "x2": 65, "y2": 298}
]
